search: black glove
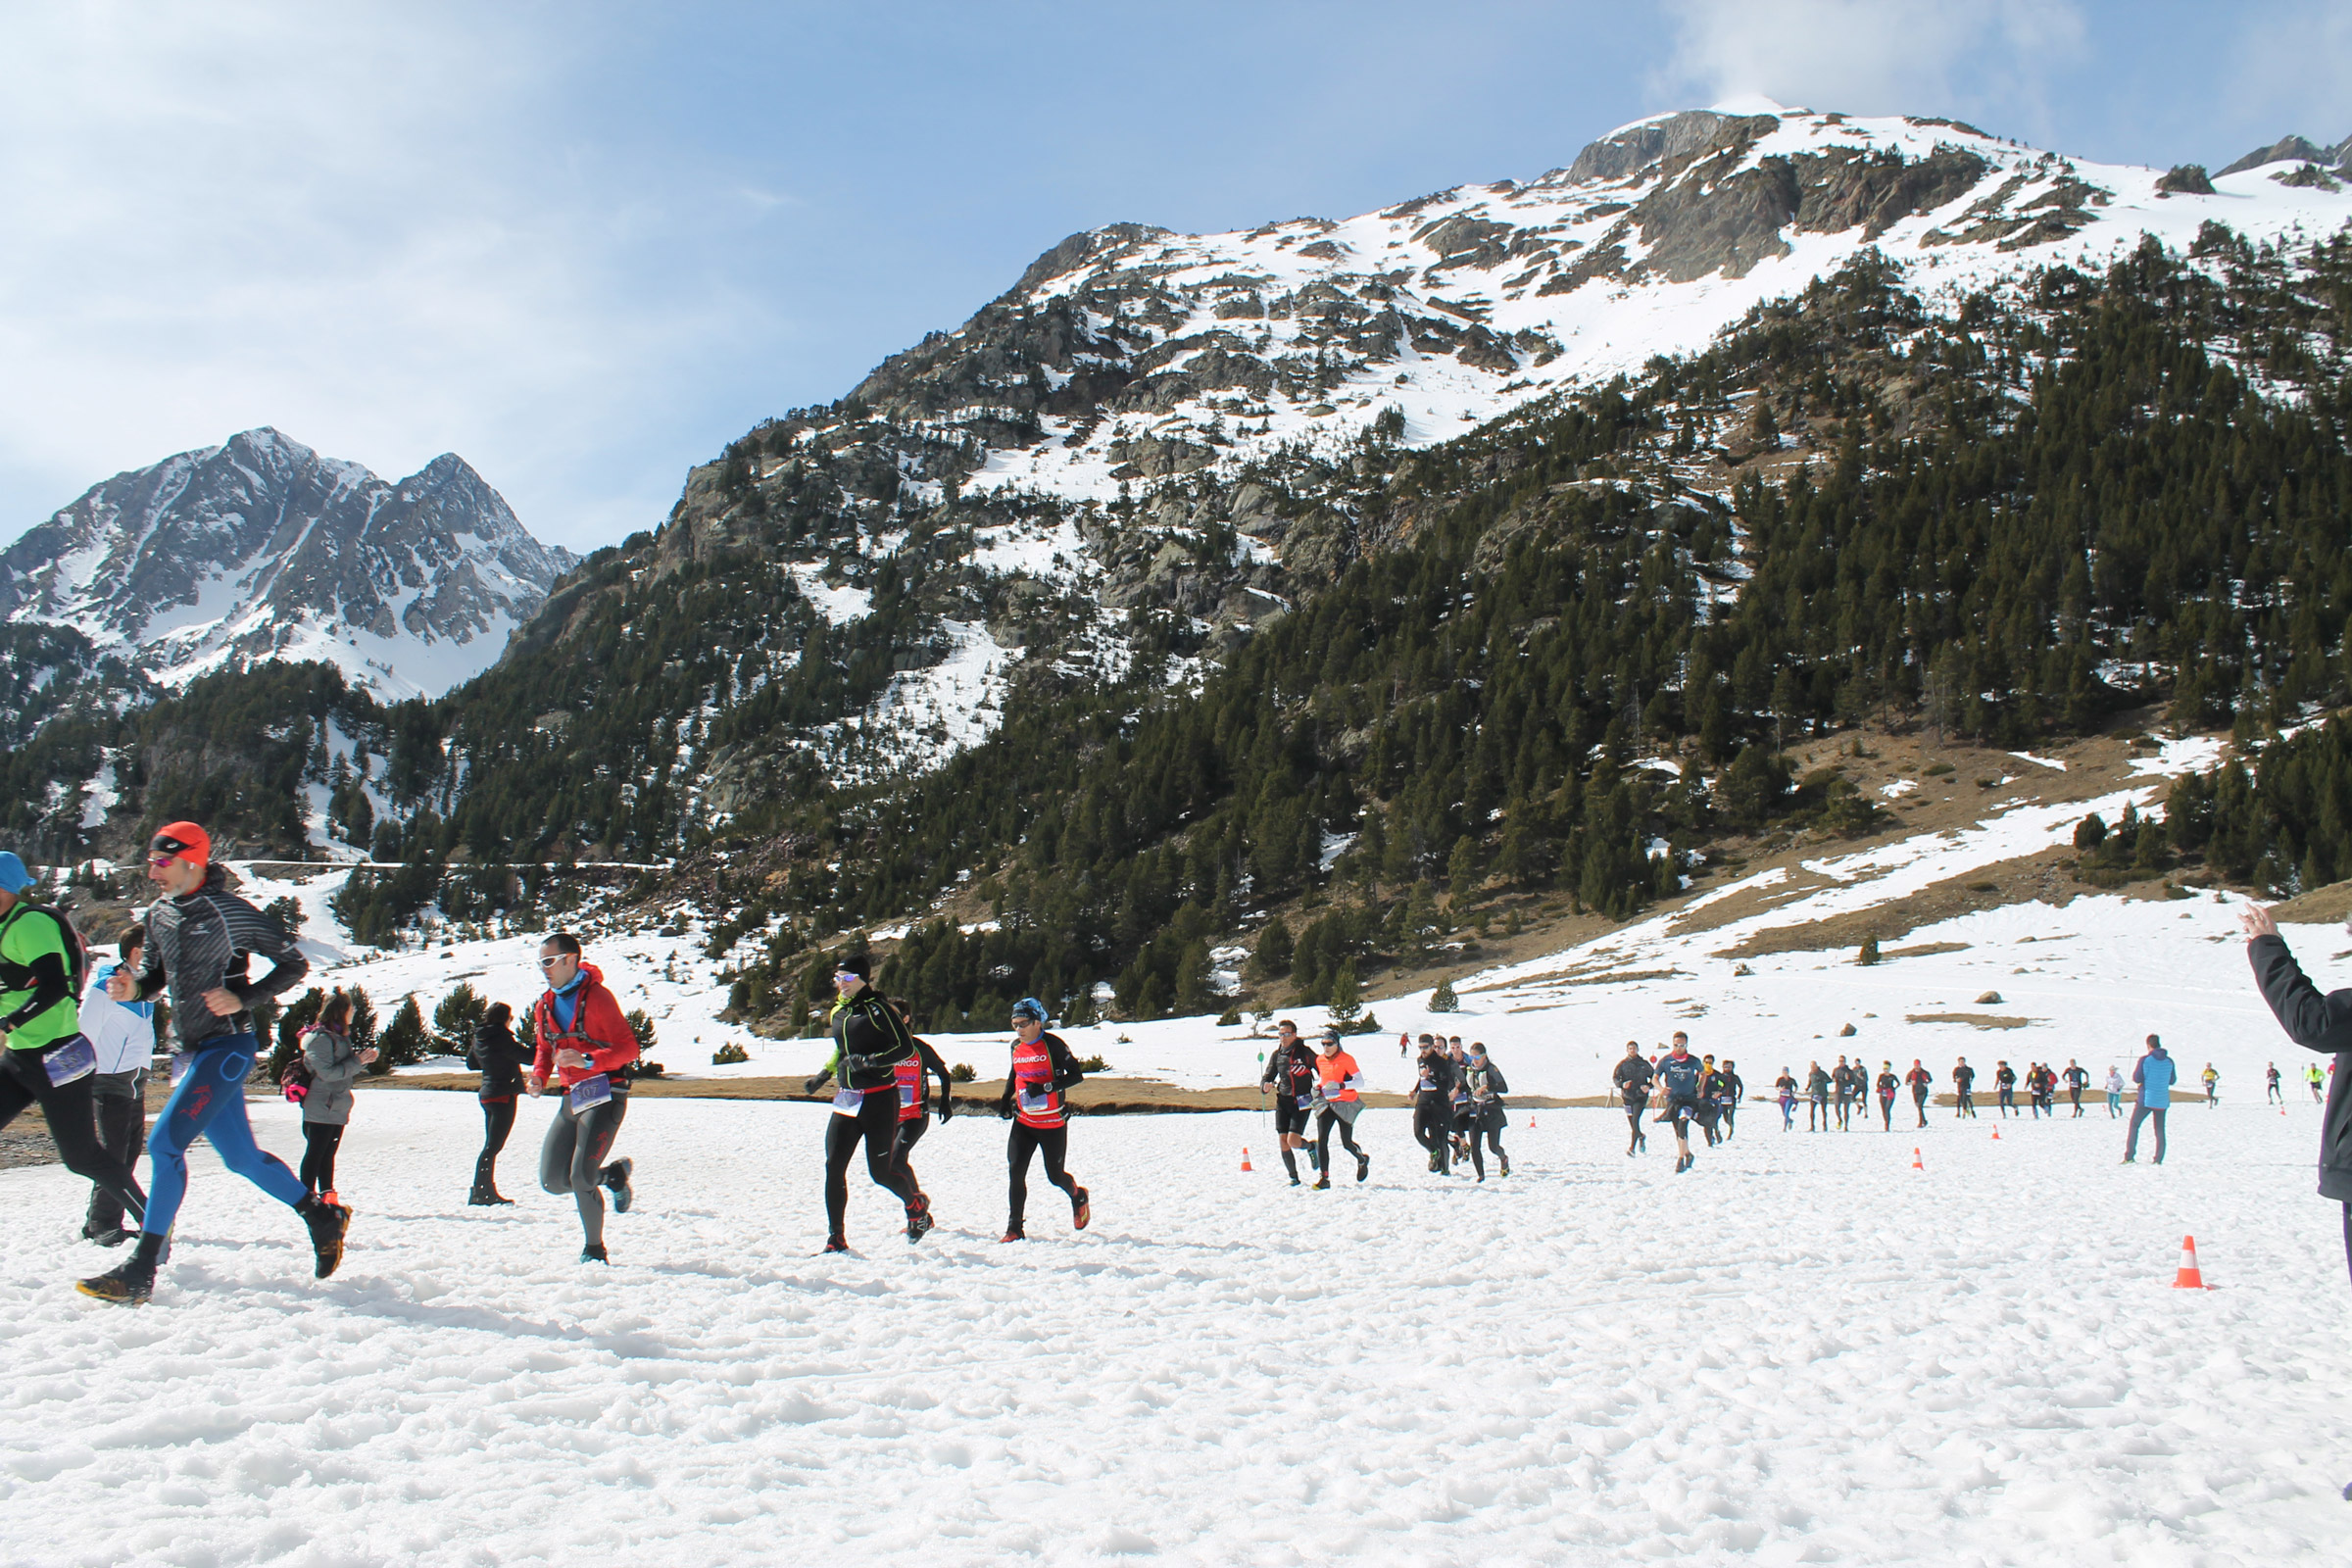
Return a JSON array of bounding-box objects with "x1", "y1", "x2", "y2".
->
[
  {"x1": 937, "y1": 1094, "x2": 954, "y2": 1122},
  {"x1": 803, "y1": 1075, "x2": 825, "y2": 1097}
]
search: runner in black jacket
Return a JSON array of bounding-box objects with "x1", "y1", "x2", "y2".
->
[
  {"x1": 1657, "y1": 1036, "x2": 1705, "y2": 1172},
  {"x1": 1612, "y1": 1041, "x2": 1653, "y2": 1155},
  {"x1": 804, "y1": 956, "x2": 926, "y2": 1250},
  {"x1": 1411, "y1": 1042, "x2": 1458, "y2": 1174},
  {"x1": 1461, "y1": 1043, "x2": 1510, "y2": 1180},
  {"x1": 2243, "y1": 906, "x2": 2352, "y2": 1287}
]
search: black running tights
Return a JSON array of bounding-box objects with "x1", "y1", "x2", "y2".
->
[
  {"x1": 1006, "y1": 1121, "x2": 1075, "y2": 1231},
  {"x1": 299, "y1": 1122, "x2": 344, "y2": 1196},
  {"x1": 826, "y1": 1089, "x2": 916, "y2": 1237},
  {"x1": 0, "y1": 1045, "x2": 145, "y2": 1226},
  {"x1": 1315, "y1": 1106, "x2": 1363, "y2": 1172},
  {"x1": 1413, "y1": 1095, "x2": 1452, "y2": 1169},
  {"x1": 474, "y1": 1099, "x2": 516, "y2": 1195},
  {"x1": 1468, "y1": 1112, "x2": 1505, "y2": 1177}
]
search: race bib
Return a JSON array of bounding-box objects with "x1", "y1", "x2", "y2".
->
[
  {"x1": 566, "y1": 1074, "x2": 612, "y2": 1112},
  {"x1": 1019, "y1": 1086, "x2": 1052, "y2": 1113},
  {"x1": 832, "y1": 1086, "x2": 864, "y2": 1115},
  {"x1": 43, "y1": 1037, "x2": 96, "y2": 1087},
  {"x1": 1297, "y1": 1094, "x2": 1313, "y2": 1110},
  {"x1": 900, "y1": 1080, "x2": 919, "y2": 1108}
]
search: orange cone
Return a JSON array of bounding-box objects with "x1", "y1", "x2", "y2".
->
[
  {"x1": 2173, "y1": 1235, "x2": 2208, "y2": 1290},
  {"x1": 1991, "y1": 1127, "x2": 2000, "y2": 1140},
  {"x1": 1240, "y1": 1148, "x2": 1253, "y2": 1172},
  {"x1": 1911, "y1": 1148, "x2": 1924, "y2": 1170}
]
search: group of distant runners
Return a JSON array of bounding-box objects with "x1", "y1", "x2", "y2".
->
[
  {"x1": 1601, "y1": 1022, "x2": 2330, "y2": 1181},
  {"x1": 4, "y1": 813, "x2": 2350, "y2": 1300}
]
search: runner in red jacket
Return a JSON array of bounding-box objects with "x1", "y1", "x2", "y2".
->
[{"x1": 526, "y1": 934, "x2": 639, "y2": 1262}]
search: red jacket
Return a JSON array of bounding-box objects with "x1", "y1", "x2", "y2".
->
[{"x1": 532, "y1": 963, "x2": 640, "y2": 1088}]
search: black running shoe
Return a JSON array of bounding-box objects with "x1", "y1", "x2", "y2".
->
[
  {"x1": 81, "y1": 1223, "x2": 131, "y2": 1248},
  {"x1": 603, "y1": 1157, "x2": 635, "y2": 1214},
  {"x1": 1355, "y1": 1152, "x2": 1371, "y2": 1184},
  {"x1": 76, "y1": 1259, "x2": 155, "y2": 1304},
  {"x1": 1310, "y1": 1178, "x2": 1330, "y2": 1191},
  {"x1": 906, "y1": 1196, "x2": 935, "y2": 1244},
  {"x1": 1498, "y1": 1153, "x2": 1510, "y2": 1178},
  {"x1": 1071, "y1": 1187, "x2": 1092, "y2": 1230},
  {"x1": 298, "y1": 1196, "x2": 351, "y2": 1280},
  {"x1": 580, "y1": 1244, "x2": 609, "y2": 1264},
  {"x1": 823, "y1": 1234, "x2": 851, "y2": 1252}
]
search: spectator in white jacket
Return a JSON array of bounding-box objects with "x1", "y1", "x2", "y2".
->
[{"x1": 78, "y1": 928, "x2": 155, "y2": 1246}]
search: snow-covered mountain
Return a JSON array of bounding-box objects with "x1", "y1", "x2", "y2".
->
[
  {"x1": 600, "y1": 100, "x2": 2352, "y2": 798},
  {"x1": 0, "y1": 427, "x2": 576, "y2": 701},
  {"x1": 872, "y1": 102, "x2": 2351, "y2": 509}
]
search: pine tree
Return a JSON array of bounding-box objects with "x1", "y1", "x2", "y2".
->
[
  {"x1": 432, "y1": 982, "x2": 486, "y2": 1056},
  {"x1": 1326, "y1": 958, "x2": 1362, "y2": 1031},
  {"x1": 1429, "y1": 976, "x2": 1458, "y2": 1012},
  {"x1": 378, "y1": 995, "x2": 428, "y2": 1068}
]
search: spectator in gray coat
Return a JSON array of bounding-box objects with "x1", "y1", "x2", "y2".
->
[
  {"x1": 2242, "y1": 903, "x2": 2352, "y2": 1286},
  {"x1": 297, "y1": 993, "x2": 376, "y2": 1200}
]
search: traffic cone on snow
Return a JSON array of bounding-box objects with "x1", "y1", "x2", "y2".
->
[
  {"x1": 1911, "y1": 1148, "x2": 1924, "y2": 1170},
  {"x1": 2173, "y1": 1236, "x2": 2208, "y2": 1290},
  {"x1": 1991, "y1": 1127, "x2": 2000, "y2": 1140},
  {"x1": 1240, "y1": 1148, "x2": 1253, "y2": 1172}
]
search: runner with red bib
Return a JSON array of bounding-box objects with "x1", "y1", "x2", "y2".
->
[
  {"x1": 526, "y1": 932, "x2": 639, "y2": 1264},
  {"x1": 886, "y1": 998, "x2": 956, "y2": 1209},
  {"x1": 998, "y1": 998, "x2": 1088, "y2": 1242}
]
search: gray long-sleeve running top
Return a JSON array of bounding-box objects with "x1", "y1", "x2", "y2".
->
[{"x1": 134, "y1": 863, "x2": 309, "y2": 1053}]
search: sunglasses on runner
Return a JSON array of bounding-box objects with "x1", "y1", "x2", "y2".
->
[
  {"x1": 538, "y1": 956, "x2": 570, "y2": 969},
  {"x1": 148, "y1": 855, "x2": 177, "y2": 868}
]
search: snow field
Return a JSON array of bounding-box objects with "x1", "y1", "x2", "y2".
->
[{"x1": 0, "y1": 1093, "x2": 2344, "y2": 1566}]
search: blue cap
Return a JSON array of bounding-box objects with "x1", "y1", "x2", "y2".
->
[
  {"x1": 1010, "y1": 997, "x2": 1047, "y2": 1022},
  {"x1": 0, "y1": 853, "x2": 29, "y2": 895}
]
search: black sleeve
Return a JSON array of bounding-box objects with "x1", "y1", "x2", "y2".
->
[
  {"x1": 1488, "y1": 1062, "x2": 1510, "y2": 1096},
  {"x1": 0, "y1": 948, "x2": 72, "y2": 1034},
  {"x1": 2249, "y1": 935, "x2": 2352, "y2": 1056},
  {"x1": 224, "y1": 899, "x2": 308, "y2": 1005},
  {"x1": 1048, "y1": 1034, "x2": 1086, "y2": 1093},
  {"x1": 133, "y1": 913, "x2": 167, "y2": 1002},
  {"x1": 915, "y1": 1038, "x2": 953, "y2": 1110}
]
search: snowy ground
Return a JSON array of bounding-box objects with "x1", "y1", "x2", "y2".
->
[{"x1": 0, "y1": 1092, "x2": 2345, "y2": 1566}]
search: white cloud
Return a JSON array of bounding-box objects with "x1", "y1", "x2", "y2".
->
[
  {"x1": 0, "y1": 2, "x2": 765, "y2": 551},
  {"x1": 1654, "y1": 0, "x2": 2086, "y2": 135}
]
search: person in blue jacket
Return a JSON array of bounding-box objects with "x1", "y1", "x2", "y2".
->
[{"x1": 2123, "y1": 1034, "x2": 2175, "y2": 1164}]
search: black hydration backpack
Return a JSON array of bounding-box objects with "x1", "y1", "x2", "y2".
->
[{"x1": 0, "y1": 904, "x2": 88, "y2": 998}]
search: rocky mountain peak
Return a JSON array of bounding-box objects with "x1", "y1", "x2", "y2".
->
[
  {"x1": 0, "y1": 429, "x2": 576, "y2": 700},
  {"x1": 2220, "y1": 133, "x2": 2352, "y2": 177}
]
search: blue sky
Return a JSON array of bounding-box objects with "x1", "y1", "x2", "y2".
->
[{"x1": 1, "y1": 0, "x2": 2344, "y2": 552}]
